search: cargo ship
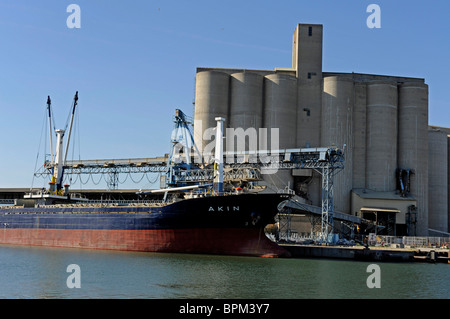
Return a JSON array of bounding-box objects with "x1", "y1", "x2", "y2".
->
[
  {"x1": 0, "y1": 95, "x2": 290, "y2": 257},
  {"x1": 0, "y1": 191, "x2": 290, "y2": 257}
]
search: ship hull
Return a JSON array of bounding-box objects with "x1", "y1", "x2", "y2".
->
[
  {"x1": 0, "y1": 193, "x2": 290, "y2": 257},
  {"x1": 0, "y1": 227, "x2": 287, "y2": 257}
]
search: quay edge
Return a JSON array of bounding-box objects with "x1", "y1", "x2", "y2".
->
[{"x1": 279, "y1": 244, "x2": 450, "y2": 263}]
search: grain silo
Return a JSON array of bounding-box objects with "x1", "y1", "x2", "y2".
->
[
  {"x1": 398, "y1": 82, "x2": 429, "y2": 235},
  {"x1": 193, "y1": 70, "x2": 230, "y2": 153},
  {"x1": 262, "y1": 73, "x2": 297, "y2": 191},
  {"x1": 191, "y1": 23, "x2": 440, "y2": 236},
  {"x1": 321, "y1": 76, "x2": 354, "y2": 213},
  {"x1": 352, "y1": 81, "x2": 367, "y2": 189},
  {"x1": 366, "y1": 81, "x2": 398, "y2": 192},
  {"x1": 228, "y1": 72, "x2": 264, "y2": 153},
  {"x1": 428, "y1": 129, "x2": 448, "y2": 232},
  {"x1": 263, "y1": 73, "x2": 297, "y2": 150},
  {"x1": 448, "y1": 136, "x2": 450, "y2": 233}
]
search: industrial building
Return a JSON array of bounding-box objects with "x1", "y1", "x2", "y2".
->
[{"x1": 192, "y1": 23, "x2": 450, "y2": 237}]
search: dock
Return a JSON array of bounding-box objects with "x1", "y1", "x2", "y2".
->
[{"x1": 280, "y1": 244, "x2": 450, "y2": 263}]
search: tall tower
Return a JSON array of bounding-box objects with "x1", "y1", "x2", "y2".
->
[
  {"x1": 293, "y1": 24, "x2": 324, "y2": 207},
  {"x1": 294, "y1": 24, "x2": 323, "y2": 148}
]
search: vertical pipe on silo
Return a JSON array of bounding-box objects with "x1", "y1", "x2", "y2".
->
[
  {"x1": 366, "y1": 81, "x2": 398, "y2": 192},
  {"x1": 193, "y1": 71, "x2": 230, "y2": 155},
  {"x1": 398, "y1": 82, "x2": 429, "y2": 235},
  {"x1": 428, "y1": 129, "x2": 448, "y2": 233},
  {"x1": 321, "y1": 76, "x2": 354, "y2": 213}
]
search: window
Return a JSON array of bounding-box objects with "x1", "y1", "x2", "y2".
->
[
  {"x1": 307, "y1": 72, "x2": 317, "y2": 79},
  {"x1": 308, "y1": 26, "x2": 312, "y2": 36}
]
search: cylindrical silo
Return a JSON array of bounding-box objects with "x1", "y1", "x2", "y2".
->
[
  {"x1": 398, "y1": 82, "x2": 429, "y2": 235},
  {"x1": 193, "y1": 70, "x2": 230, "y2": 154},
  {"x1": 448, "y1": 136, "x2": 450, "y2": 233},
  {"x1": 263, "y1": 73, "x2": 297, "y2": 150},
  {"x1": 428, "y1": 129, "x2": 448, "y2": 233},
  {"x1": 366, "y1": 81, "x2": 398, "y2": 192},
  {"x1": 352, "y1": 82, "x2": 367, "y2": 190},
  {"x1": 228, "y1": 72, "x2": 264, "y2": 153},
  {"x1": 321, "y1": 76, "x2": 354, "y2": 213},
  {"x1": 262, "y1": 73, "x2": 297, "y2": 191}
]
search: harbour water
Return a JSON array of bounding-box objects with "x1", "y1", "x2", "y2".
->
[{"x1": 0, "y1": 244, "x2": 449, "y2": 299}]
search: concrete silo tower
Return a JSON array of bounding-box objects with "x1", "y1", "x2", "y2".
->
[{"x1": 191, "y1": 23, "x2": 437, "y2": 236}]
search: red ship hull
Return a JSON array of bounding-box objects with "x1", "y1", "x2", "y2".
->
[{"x1": 0, "y1": 227, "x2": 289, "y2": 257}]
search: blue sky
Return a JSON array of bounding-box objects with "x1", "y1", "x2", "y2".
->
[{"x1": 0, "y1": 0, "x2": 449, "y2": 189}]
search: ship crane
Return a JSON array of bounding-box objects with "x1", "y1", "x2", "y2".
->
[
  {"x1": 48, "y1": 91, "x2": 78, "y2": 194},
  {"x1": 166, "y1": 109, "x2": 204, "y2": 188},
  {"x1": 26, "y1": 92, "x2": 85, "y2": 204}
]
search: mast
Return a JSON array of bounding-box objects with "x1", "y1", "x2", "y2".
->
[
  {"x1": 64, "y1": 91, "x2": 78, "y2": 164},
  {"x1": 213, "y1": 117, "x2": 225, "y2": 195},
  {"x1": 52, "y1": 129, "x2": 66, "y2": 191}
]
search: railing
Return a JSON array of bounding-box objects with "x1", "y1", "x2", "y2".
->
[
  {"x1": 370, "y1": 235, "x2": 450, "y2": 248},
  {"x1": 267, "y1": 231, "x2": 450, "y2": 248}
]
